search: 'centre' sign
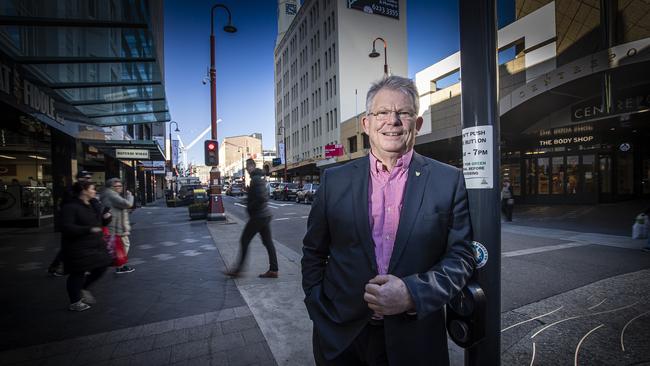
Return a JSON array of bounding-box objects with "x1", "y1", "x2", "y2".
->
[{"x1": 116, "y1": 149, "x2": 150, "y2": 160}]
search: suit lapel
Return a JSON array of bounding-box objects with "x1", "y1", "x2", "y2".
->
[
  {"x1": 388, "y1": 152, "x2": 429, "y2": 273},
  {"x1": 351, "y1": 156, "x2": 378, "y2": 273}
]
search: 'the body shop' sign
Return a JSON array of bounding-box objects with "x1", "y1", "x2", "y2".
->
[{"x1": 325, "y1": 144, "x2": 344, "y2": 157}]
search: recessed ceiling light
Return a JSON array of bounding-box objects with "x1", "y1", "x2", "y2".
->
[
  {"x1": 27, "y1": 155, "x2": 47, "y2": 160},
  {"x1": 0, "y1": 154, "x2": 16, "y2": 159}
]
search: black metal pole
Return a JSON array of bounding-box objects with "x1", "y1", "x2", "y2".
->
[{"x1": 459, "y1": 0, "x2": 501, "y2": 365}]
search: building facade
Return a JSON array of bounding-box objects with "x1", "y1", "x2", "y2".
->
[
  {"x1": 0, "y1": 0, "x2": 169, "y2": 227},
  {"x1": 273, "y1": 0, "x2": 407, "y2": 182},
  {"x1": 218, "y1": 134, "x2": 263, "y2": 186},
  {"x1": 414, "y1": 0, "x2": 650, "y2": 204}
]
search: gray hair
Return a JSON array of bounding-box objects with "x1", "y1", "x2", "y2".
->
[
  {"x1": 365, "y1": 75, "x2": 419, "y2": 115},
  {"x1": 105, "y1": 178, "x2": 122, "y2": 188}
]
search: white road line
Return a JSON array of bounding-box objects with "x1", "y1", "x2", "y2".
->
[
  {"x1": 587, "y1": 298, "x2": 606, "y2": 310},
  {"x1": 300, "y1": 216, "x2": 309, "y2": 219},
  {"x1": 503, "y1": 242, "x2": 588, "y2": 258},
  {"x1": 620, "y1": 310, "x2": 650, "y2": 351},
  {"x1": 274, "y1": 218, "x2": 290, "y2": 221},
  {"x1": 531, "y1": 302, "x2": 638, "y2": 339},
  {"x1": 285, "y1": 212, "x2": 297, "y2": 215},
  {"x1": 574, "y1": 324, "x2": 604, "y2": 366},
  {"x1": 529, "y1": 342, "x2": 536, "y2": 366},
  {"x1": 234, "y1": 203, "x2": 246, "y2": 208},
  {"x1": 501, "y1": 306, "x2": 563, "y2": 333}
]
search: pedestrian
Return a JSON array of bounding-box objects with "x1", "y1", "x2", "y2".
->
[
  {"x1": 226, "y1": 158, "x2": 279, "y2": 278},
  {"x1": 302, "y1": 76, "x2": 475, "y2": 365},
  {"x1": 101, "y1": 178, "x2": 135, "y2": 274},
  {"x1": 60, "y1": 181, "x2": 112, "y2": 311},
  {"x1": 501, "y1": 180, "x2": 514, "y2": 222},
  {"x1": 48, "y1": 171, "x2": 101, "y2": 277}
]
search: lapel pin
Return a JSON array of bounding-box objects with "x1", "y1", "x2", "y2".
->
[{"x1": 415, "y1": 171, "x2": 421, "y2": 177}]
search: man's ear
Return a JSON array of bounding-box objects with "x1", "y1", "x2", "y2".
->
[
  {"x1": 415, "y1": 116, "x2": 423, "y2": 132},
  {"x1": 361, "y1": 115, "x2": 371, "y2": 135}
]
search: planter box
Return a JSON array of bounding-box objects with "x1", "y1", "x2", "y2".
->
[{"x1": 188, "y1": 203, "x2": 208, "y2": 220}]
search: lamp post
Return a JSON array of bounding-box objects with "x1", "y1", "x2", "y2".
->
[
  {"x1": 237, "y1": 146, "x2": 249, "y2": 188},
  {"x1": 207, "y1": 3, "x2": 236, "y2": 220},
  {"x1": 168, "y1": 121, "x2": 180, "y2": 198},
  {"x1": 278, "y1": 125, "x2": 288, "y2": 182},
  {"x1": 369, "y1": 37, "x2": 388, "y2": 76}
]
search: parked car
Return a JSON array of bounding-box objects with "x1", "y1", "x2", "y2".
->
[
  {"x1": 177, "y1": 184, "x2": 203, "y2": 205},
  {"x1": 275, "y1": 182, "x2": 299, "y2": 201},
  {"x1": 296, "y1": 183, "x2": 319, "y2": 203},
  {"x1": 226, "y1": 184, "x2": 244, "y2": 196},
  {"x1": 266, "y1": 182, "x2": 280, "y2": 198}
]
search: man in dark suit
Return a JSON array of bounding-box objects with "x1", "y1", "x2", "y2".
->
[{"x1": 302, "y1": 76, "x2": 475, "y2": 365}]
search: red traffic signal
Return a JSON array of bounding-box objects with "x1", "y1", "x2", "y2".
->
[{"x1": 204, "y1": 139, "x2": 219, "y2": 166}]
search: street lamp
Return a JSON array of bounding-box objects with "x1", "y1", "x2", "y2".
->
[
  {"x1": 168, "y1": 121, "x2": 180, "y2": 198},
  {"x1": 207, "y1": 3, "x2": 236, "y2": 220},
  {"x1": 369, "y1": 37, "x2": 388, "y2": 76},
  {"x1": 277, "y1": 125, "x2": 288, "y2": 182}
]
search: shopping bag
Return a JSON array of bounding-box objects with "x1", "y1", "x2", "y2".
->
[{"x1": 104, "y1": 230, "x2": 128, "y2": 266}]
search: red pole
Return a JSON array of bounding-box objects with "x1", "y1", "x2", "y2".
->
[{"x1": 210, "y1": 34, "x2": 217, "y2": 140}]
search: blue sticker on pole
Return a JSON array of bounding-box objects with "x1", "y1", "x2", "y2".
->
[{"x1": 472, "y1": 241, "x2": 488, "y2": 268}]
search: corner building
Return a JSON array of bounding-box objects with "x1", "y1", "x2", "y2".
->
[
  {"x1": 414, "y1": 0, "x2": 650, "y2": 204},
  {"x1": 273, "y1": 0, "x2": 407, "y2": 182}
]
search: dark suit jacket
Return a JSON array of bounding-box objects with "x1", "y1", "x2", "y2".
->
[{"x1": 302, "y1": 152, "x2": 475, "y2": 365}]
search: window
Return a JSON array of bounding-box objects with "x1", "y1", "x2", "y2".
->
[
  {"x1": 362, "y1": 133, "x2": 370, "y2": 149},
  {"x1": 348, "y1": 136, "x2": 358, "y2": 153},
  {"x1": 333, "y1": 76, "x2": 337, "y2": 95},
  {"x1": 325, "y1": 82, "x2": 328, "y2": 100}
]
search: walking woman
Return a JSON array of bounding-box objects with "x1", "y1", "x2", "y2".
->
[
  {"x1": 101, "y1": 178, "x2": 135, "y2": 274},
  {"x1": 60, "y1": 181, "x2": 112, "y2": 311}
]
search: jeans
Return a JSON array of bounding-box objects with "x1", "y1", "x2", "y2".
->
[
  {"x1": 234, "y1": 216, "x2": 278, "y2": 272},
  {"x1": 66, "y1": 267, "x2": 107, "y2": 303}
]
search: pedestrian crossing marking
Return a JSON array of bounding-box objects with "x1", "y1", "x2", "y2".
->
[
  {"x1": 153, "y1": 254, "x2": 176, "y2": 261},
  {"x1": 182, "y1": 239, "x2": 198, "y2": 243},
  {"x1": 180, "y1": 250, "x2": 202, "y2": 257},
  {"x1": 161, "y1": 241, "x2": 179, "y2": 247},
  {"x1": 139, "y1": 244, "x2": 154, "y2": 250}
]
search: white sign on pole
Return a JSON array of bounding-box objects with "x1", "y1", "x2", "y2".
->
[
  {"x1": 116, "y1": 149, "x2": 150, "y2": 160},
  {"x1": 278, "y1": 142, "x2": 286, "y2": 164},
  {"x1": 461, "y1": 125, "x2": 493, "y2": 189}
]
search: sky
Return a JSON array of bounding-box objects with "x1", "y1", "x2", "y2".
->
[{"x1": 163, "y1": 0, "x2": 514, "y2": 164}]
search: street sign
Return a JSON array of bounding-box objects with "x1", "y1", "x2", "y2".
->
[
  {"x1": 272, "y1": 158, "x2": 282, "y2": 166},
  {"x1": 116, "y1": 149, "x2": 150, "y2": 159}
]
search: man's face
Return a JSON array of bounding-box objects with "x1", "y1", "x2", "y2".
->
[
  {"x1": 246, "y1": 163, "x2": 255, "y2": 174},
  {"x1": 361, "y1": 88, "x2": 423, "y2": 161},
  {"x1": 112, "y1": 182, "x2": 123, "y2": 193}
]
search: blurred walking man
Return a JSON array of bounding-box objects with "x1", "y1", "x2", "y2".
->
[{"x1": 227, "y1": 158, "x2": 279, "y2": 278}]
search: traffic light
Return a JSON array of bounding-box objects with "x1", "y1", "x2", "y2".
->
[{"x1": 204, "y1": 140, "x2": 218, "y2": 166}]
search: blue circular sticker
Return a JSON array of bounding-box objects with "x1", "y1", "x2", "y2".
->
[{"x1": 472, "y1": 241, "x2": 488, "y2": 268}]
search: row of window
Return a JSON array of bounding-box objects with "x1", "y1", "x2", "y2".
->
[
  {"x1": 325, "y1": 76, "x2": 337, "y2": 101},
  {"x1": 326, "y1": 108, "x2": 338, "y2": 132},
  {"x1": 324, "y1": 43, "x2": 336, "y2": 70},
  {"x1": 348, "y1": 134, "x2": 371, "y2": 154}
]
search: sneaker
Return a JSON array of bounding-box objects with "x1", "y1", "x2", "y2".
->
[
  {"x1": 258, "y1": 271, "x2": 278, "y2": 279},
  {"x1": 115, "y1": 265, "x2": 135, "y2": 274},
  {"x1": 81, "y1": 290, "x2": 96, "y2": 304},
  {"x1": 69, "y1": 300, "x2": 91, "y2": 312},
  {"x1": 48, "y1": 269, "x2": 64, "y2": 277}
]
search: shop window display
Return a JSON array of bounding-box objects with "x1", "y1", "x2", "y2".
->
[{"x1": 537, "y1": 158, "x2": 549, "y2": 194}]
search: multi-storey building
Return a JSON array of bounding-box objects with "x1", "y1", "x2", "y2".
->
[
  {"x1": 412, "y1": 0, "x2": 650, "y2": 204},
  {"x1": 273, "y1": 0, "x2": 407, "y2": 182},
  {"x1": 0, "y1": 0, "x2": 169, "y2": 226}
]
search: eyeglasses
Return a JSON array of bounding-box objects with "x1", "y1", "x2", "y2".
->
[{"x1": 367, "y1": 109, "x2": 416, "y2": 121}]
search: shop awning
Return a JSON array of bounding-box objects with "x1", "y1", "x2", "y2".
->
[
  {"x1": 81, "y1": 139, "x2": 165, "y2": 161},
  {"x1": 0, "y1": 2, "x2": 171, "y2": 127}
]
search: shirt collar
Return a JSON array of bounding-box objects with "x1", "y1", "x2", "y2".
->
[{"x1": 368, "y1": 149, "x2": 415, "y2": 175}]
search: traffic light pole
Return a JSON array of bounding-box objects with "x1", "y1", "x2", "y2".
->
[
  {"x1": 207, "y1": 4, "x2": 228, "y2": 221},
  {"x1": 459, "y1": 0, "x2": 501, "y2": 364}
]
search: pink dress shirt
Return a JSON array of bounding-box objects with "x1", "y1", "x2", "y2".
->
[{"x1": 368, "y1": 149, "x2": 414, "y2": 275}]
